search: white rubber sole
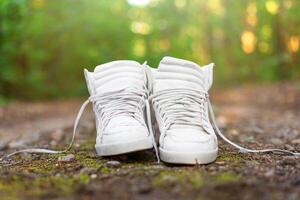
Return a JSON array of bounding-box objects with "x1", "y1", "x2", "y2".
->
[
  {"x1": 95, "y1": 137, "x2": 153, "y2": 156},
  {"x1": 159, "y1": 147, "x2": 218, "y2": 164}
]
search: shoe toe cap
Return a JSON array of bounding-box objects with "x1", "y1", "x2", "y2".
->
[
  {"x1": 161, "y1": 129, "x2": 217, "y2": 153},
  {"x1": 98, "y1": 125, "x2": 149, "y2": 144}
]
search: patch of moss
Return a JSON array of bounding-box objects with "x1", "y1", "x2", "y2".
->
[
  {"x1": 121, "y1": 161, "x2": 154, "y2": 170},
  {"x1": 152, "y1": 169, "x2": 241, "y2": 191},
  {"x1": 24, "y1": 160, "x2": 57, "y2": 174},
  {"x1": 78, "y1": 173, "x2": 90, "y2": 185},
  {"x1": 0, "y1": 174, "x2": 90, "y2": 199},
  {"x1": 78, "y1": 139, "x2": 95, "y2": 151},
  {"x1": 218, "y1": 152, "x2": 243, "y2": 162},
  {"x1": 212, "y1": 172, "x2": 240, "y2": 184},
  {"x1": 75, "y1": 153, "x2": 102, "y2": 169},
  {"x1": 100, "y1": 166, "x2": 111, "y2": 174},
  {"x1": 83, "y1": 158, "x2": 101, "y2": 168},
  {"x1": 0, "y1": 139, "x2": 112, "y2": 199},
  {"x1": 47, "y1": 153, "x2": 65, "y2": 159},
  {"x1": 152, "y1": 169, "x2": 204, "y2": 189}
]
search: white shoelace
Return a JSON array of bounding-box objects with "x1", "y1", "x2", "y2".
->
[
  {"x1": 0, "y1": 88, "x2": 160, "y2": 163},
  {"x1": 208, "y1": 99, "x2": 300, "y2": 155},
  {"x1": 151, "y1": 89, "x2": 210, "y2": 132},
  {"x1": 152, "y1": 88, "x2": 300, "y2": 156},
  {"x1": 2, "y1": 87, "x2": 299, "y2": 163}
]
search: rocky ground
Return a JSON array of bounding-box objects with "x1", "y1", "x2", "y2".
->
[{"x1": 0, "y1": 82, "x2": 300, "y2": 200}]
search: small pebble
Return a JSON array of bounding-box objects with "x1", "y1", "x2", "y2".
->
[
  {"x1": 264, "y1": 169, "x2": 274, "y2": 177},
  {"x1": 284, "y1": 144, "x2": 295, "y2": 151},
  {"x1": 270, "y1": 138, "x2": 283, "y2": 145},
  {"x1": 50, "y1": 129, "x2": 64, "y2": 141},
  {"x1": 88, "y1": 152, "x2": 98, "y2": 159},
  {"x1": 215, "y1": 161, "x2": 225, "y2": 165},
  {"x1": 75, "y1": 143, "x2": 80, "y2": 148},
  {"x1": 216, "y1": 116, "x2": 228, "y2": 128},
  {"x1": 0, "y1": 139, "x2": 9, "y2": 150},
  {"x1": 21, "y1": 153, "x2": 33, "y2": 160},
  {"x1": 50, "y1": 140, "x2": 57, "y2": 146},
  {"x1": 291, "y1": 139, "x2": 300, "y2": 144},
  {"x1": 251, "y1": 127, "x2": 264, "y2": 134},
  {"x1": 58, "y1": 154, "x2": 75, "y2": 163},
  {"x1": 91, "y1": 174, "x2": 97, "y2": 179},
  {"x1": 106, "y1": 160, "x2": 121, "y2": 168},
  {"x1": 80, "y1": 167, "x2": 97, "y2": 174},
  {"x1": 228, "y1": 129, "x2": 239, "y2": 136}
]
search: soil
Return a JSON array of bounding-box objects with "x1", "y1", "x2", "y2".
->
[{"x1": 1, "y1": 82, "x2": 300, "y2": 200}]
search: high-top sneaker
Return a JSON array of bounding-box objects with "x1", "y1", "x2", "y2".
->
[
  {"x1": 151, "y1": 56, "x2": 217, "y2": 164},
  {"x1": 84, "y1": 60, "x2": 157, "y2": 156},
  {"x1": 1, "y1": 60, "x2": 159, "y2": 161}
]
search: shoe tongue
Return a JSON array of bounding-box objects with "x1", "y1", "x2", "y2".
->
[
  {"x1": 153, "y1": 56, "x2": 213, "y2": 93},
  {"x1": 93, "y1": 60, "x2": 144, "y2": 94}
]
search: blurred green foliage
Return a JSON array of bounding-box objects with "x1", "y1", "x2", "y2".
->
[{"x1": 0, "y1": 0, "x2": 299, "y2": 99}]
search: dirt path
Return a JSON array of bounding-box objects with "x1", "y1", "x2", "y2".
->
[{"x1": 1, "y1": 83, "x2": 300, "y2": 200}]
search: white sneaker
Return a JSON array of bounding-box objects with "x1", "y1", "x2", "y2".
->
[
  {"x1": 84, "y1": 60, "x2": 157, "y2": 156},
  {"x1": 151, "y1": 56, "x2": 218, "y2": 164},
  {"x1": 1, "y1": 60, "x2": 159, "y2": 161},
  {"x1": 150, "y1": 56, "x2": 300, "y2": 165}
]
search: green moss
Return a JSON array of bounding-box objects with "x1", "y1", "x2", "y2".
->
[
  {"x1": 212, "y1": 172, "x2": 240, "y2": 184},
  {"x1": 152, "y1": 169, "x2": 204, "y2": 188},
  {"x1": 218, "y1": 152, "x2": 243, "y2": 162},
  {"x1": 78, "y1": 173, "x2": 90, "y2": 185},
  {"x1": 74, "y1": 153, "x2": 102, "y2": 169},
  {"x1": 0, "y1": 136, "x2": 242, "y2": 199},
  {"x1": 121, "y1": 162, "x2": 153, "y2": 171},
  {"x1": 47, "y1": 153, "x2": 65, "y2": 159},
  {"x1": 0, "y1": 150, "x2": 96, "y2": 199},
  {"x1": 0, "y1": 173, "x2": 91, "y2": 199},
  {"x1": 78, "y1": 139, "x2": 95, "y2": 151},
  {"x1": 25, "y1": 160, "x2": 57, "y2": 174},
  {"x1": 100, "y1": 167, "x2": 110, "y2": 174},
  {"x1": 152, "y1": 169, "x2": 241, "y2": 191},
  {"x1": 83, "y1": 158, "x2": 101, "y2": 168}
]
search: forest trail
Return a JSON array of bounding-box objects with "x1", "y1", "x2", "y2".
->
[{"x1": 1, "y1": 83, "x2": 300, "y2": 200}]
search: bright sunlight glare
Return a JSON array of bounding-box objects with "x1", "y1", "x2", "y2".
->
[{"x1": 127, "y1": 0, "x2": 150, "y2": 7}]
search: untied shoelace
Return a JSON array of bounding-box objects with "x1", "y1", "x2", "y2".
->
[
  {"x1": 1, "y1": 86, "x2": 299, "y2": 163},
  {"x1": 151, "y1": 88, "x2": 300, "y2": 156},
  {"x1": 0, "y1": 88, "x2": 160, "y2": 163}
]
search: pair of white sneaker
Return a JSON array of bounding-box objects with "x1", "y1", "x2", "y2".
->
[
  {"x1": 80, "y1": 56, "x2": 300, "y2": 164},
  {"x1": 84, "y1": 56, "x2": 217, "y2": 164},
  {"x1": 3, "y1": 56, "x2": 299, "y2": 165}
]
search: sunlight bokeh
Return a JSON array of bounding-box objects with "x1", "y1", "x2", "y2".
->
[
  {"x1": 241, "y1": 31, "x2": 257, "y2": 54},
  {"x1": 127, "y1": 0, "x2": 150, "y2": 7},
  {"x1": 265, "y1": 0, "x2": 279, "y2": 15},
  {"x1": 0, "y1": 0, "x2": 299, "y2": 100}
]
